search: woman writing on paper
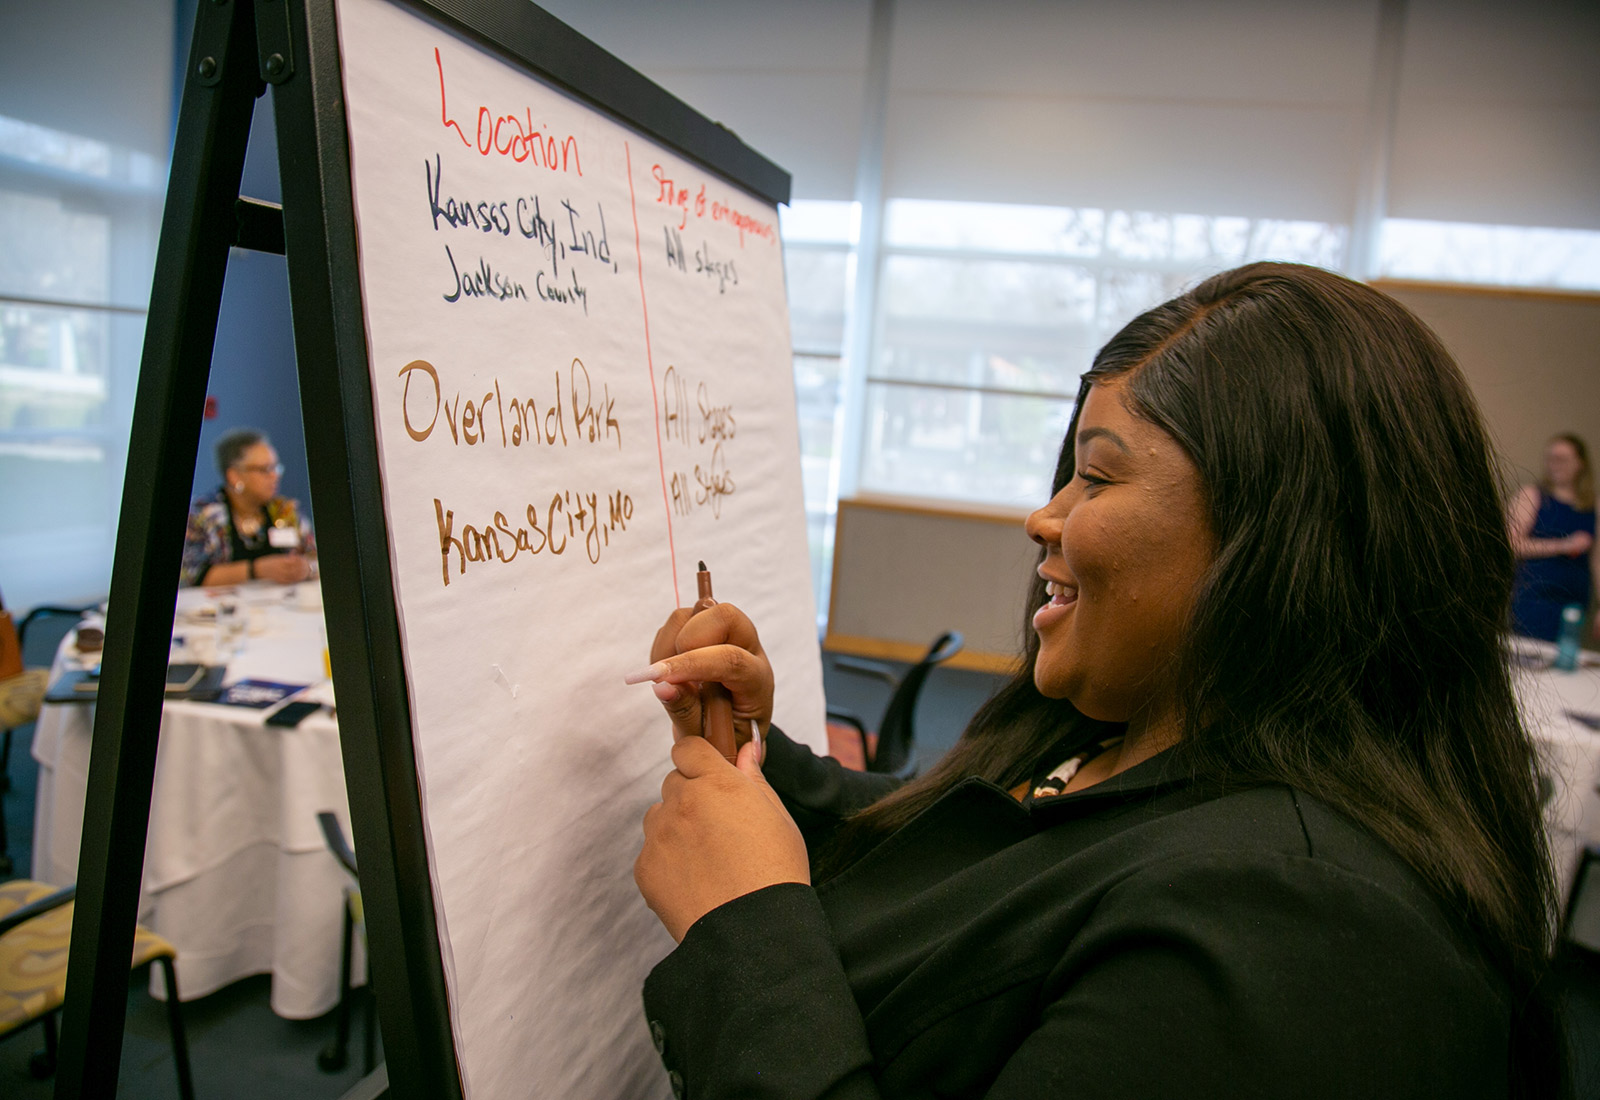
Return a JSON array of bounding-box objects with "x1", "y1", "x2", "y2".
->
[
  {"x1": 1508, "y1": 432, "x2": 1597, "y2": 642},
  {"x1": 180, "y1": 428, "x2": 315, "y2": 587},
  {"x1": 630, "y1": 263, "x2": 1559, "y2": 1099}
]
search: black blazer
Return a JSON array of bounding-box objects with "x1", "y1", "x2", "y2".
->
[{"x1": 643, "y1": 729, "x2": 1511, "y2": 1099}]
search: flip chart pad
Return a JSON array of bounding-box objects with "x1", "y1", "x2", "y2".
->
[{"x1": 333, "y1": 0, "x2": 825, "y2": 1094}]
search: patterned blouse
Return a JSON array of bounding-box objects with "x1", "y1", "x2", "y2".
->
[{"x1": 179, "y1": 488, "x2": 316, "y2": 587}]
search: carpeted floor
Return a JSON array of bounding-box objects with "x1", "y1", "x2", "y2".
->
[{"x1": 0, "y1": 972, "x2": 378, "y2": 1099}]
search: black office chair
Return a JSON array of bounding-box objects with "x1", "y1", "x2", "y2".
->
[
  {"x1": 316, "y1": 811, "x2": 377, "y2": 1075},
  {"x1": 826, "y1": 631, "x2": 964, "y2": 777},
  {"x1": 1563, "y1": 843, "x2": 1600, "y2": 954}
]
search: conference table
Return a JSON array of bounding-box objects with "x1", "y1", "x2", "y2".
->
[
  {"x1": 30, "y1": 581, "x2": 362, "y2": 1019},
  {"x1": 1509, "y1": 636, "x2": 1600, "y2": 912}
]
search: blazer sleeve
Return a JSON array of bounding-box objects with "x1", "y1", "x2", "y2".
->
[
  {"x1": 761, "y1": 725, "x2": 903, "y2": 854},
  {"x1": 642, "y1": 883, "x2": 881, "y2": 1100},
  {"x1": 641, "y1": 852, "x2": 1510, "y2": 1100}
]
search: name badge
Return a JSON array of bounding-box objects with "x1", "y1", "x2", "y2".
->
[{"x1": 268, "y1": 525, "x2": 300, "y2": 550}]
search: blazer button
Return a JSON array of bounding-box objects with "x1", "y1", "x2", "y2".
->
[
  {"x1": 650, "y1": 1020, "x2": 667, "y2": 1056},
  {"x1": 668, "y1": 1069, "x2": 685, "y2": 1098}
]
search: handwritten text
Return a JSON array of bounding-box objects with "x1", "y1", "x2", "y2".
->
[{"x1": 435, "y1": 48, "x2": 582, "y2": 173}]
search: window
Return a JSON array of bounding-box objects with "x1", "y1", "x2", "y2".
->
[
  {"x1": 781, "y1": 200, "x2": 857, "y2": 620},
  {"x1": 782, "y1": 195, "x2": 1347, "y2": 623},
  {"x1": 861, "y1": 199, "x2": 1346, "y2": 508},
  {"x1": 1378, "y1": 219, "x2": 1600, "y2": 292},
  {"x1": 0, "y1": 114, "x2": 164, "y2": 610}
]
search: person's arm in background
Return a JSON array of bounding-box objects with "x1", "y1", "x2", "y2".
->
[
  {"x1": 252, "y1": 553, "x2": 310, "y2": 584},
  {"x1": 1508, "y1": 485, "x2": 1593, "y2": 559},
  {"x1": 200, "y1": 556, "x2": 309, "y2": 585},
  {"x1": 180, "y1": 504, "x2": 225, "y2": 587},
  {"x1": 200, "y1": 559, "x2": 253, "y2": 586}
]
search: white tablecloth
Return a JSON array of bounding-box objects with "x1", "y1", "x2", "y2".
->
[
  {"x1": 31, "y1": 582, "x2": 363, "y2": 1019},
  {"x1": 1511, "y1": 639, "x2": 1600, "y2": 908}
]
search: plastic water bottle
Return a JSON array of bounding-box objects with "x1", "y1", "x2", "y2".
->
[
  {"x1": 1554, "y1": 603, "x2": 1583, "y2": 672},
  {"x1": 216, "y1": 596, "x2": 245, "y2": 658}
]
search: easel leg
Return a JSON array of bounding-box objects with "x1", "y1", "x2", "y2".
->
[{"x1": 53, "y1": 2, "x2": 264, "y2": 1095}]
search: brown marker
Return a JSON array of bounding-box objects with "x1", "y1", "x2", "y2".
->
[{"x1": 694, "y1": 560, "x2": 741, "y2": 763}]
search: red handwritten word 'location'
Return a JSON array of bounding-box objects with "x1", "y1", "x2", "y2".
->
[{"x1": 435, "y1": 48, "x2": 582, "y2": 174}]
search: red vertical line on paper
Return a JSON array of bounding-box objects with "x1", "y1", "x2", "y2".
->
[{"x1": 625, "y1": 141, "x2": 680, "y2": 606}]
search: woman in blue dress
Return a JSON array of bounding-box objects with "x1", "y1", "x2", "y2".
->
[{"x1": 1508, "y1": 433, "x2": 1597, "y2": 641}]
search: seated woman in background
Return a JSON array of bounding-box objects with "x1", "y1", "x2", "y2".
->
[
  {"x1": 631, "y1": 263, "x2": 1560, "y2": 1099},
  {"x1": 1509, "y1": 432, "x2": 1596, "y2": 642},
  {"x1": 180, "y1": 427, "x2": 315, "y2": 587}
]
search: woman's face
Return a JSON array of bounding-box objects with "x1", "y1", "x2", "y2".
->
[
  {"x1": 1545, "y1": 439, "x2": 1582, "y2": 489},
  {"x1": 230, "y1": 442, "x2": 282, "y2": 508},
  {"x1": 1024, "y1": 378, "x2": 1214, "y2": 724}
]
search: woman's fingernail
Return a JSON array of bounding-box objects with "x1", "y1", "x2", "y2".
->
[{"x1": 624, "y1": 662, "x2": 668, "y2": 685}]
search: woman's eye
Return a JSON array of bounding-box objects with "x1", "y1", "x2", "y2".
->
[{"x1": 1076, "y1": 469, "x2": 1109, "y2": 487}]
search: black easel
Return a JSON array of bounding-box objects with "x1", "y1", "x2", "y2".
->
[{"x1": 54, "y1": 2, "x2": 787, "y2": 1098}]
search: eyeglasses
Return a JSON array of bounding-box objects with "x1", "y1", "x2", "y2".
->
[{"x1": 237, "y1": 463, "x2": 284, "y2": 476}]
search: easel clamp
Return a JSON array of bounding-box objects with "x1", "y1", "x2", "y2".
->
[
  {"x1": 256, "y1": 0, "x2": 297, "y2": 84},
  {"x1": 234, "y1": 198, "x2": 287, "y2": 255}
]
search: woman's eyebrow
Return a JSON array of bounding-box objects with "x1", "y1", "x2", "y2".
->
[{"x1": 1076, "y1": 426, "x2": 1131, "y2": 454}]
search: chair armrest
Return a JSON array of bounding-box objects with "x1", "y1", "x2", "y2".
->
[
  {"x1": 926, "y1": 631, "x2": 964, "y2": 664},
  {"x1": 830, "y1": 655, "x2": 900, "y2": 688},
  {"x1": 0, "y1": 884, "x2": 76, "y2": 938},
  {"x1": 318, "y1": 812, "x2": 359, "y2": 878},
  {"x1": 824, "y1": 709, "x2": 867, "y2": 734}
]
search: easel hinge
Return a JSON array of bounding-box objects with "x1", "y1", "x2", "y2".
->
[
  {"x1": 255, "y1": 0, "x2": 296, "y2": 85},
  {"x1": 190, "y1": 0, "x2": 237, "y2": 88}
]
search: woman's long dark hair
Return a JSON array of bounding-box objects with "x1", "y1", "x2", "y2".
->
[{"x1": 824, "y1": 262, "x2": 1560, "y2": 1094}]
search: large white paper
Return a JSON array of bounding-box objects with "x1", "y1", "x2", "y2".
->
[{"x1": 332, "y1": 1, "x2": 826, "y2": 1094}]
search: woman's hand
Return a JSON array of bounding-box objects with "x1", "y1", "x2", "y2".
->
[
  {"x1": 628, "y1": 602, "x2": 774, "y2": 755},
  {"x1": 635, "y1": 734, "x2": 809, "y2": 942},
  {"x1": 255, "y1": 552, "x2": 311, "y2": 584}
]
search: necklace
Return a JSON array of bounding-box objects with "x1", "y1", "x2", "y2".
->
[
  {"x1": 234, "y1": 511, "x2": 262, "y2": 538},
  {"x1": 1013, "y1": 736, "x2": 1126, "y2": 802}
]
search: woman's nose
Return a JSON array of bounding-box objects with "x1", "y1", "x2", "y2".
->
[{"x1": 1025, "y1": 504, "x2": 1061, "y2": 548}]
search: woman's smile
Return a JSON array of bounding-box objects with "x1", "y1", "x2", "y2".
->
[{"x1": 1032, "y1": 578, "x2": 1079, "y2": 630}]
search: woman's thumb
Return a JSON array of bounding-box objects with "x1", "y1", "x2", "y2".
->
[{"x1": 735, "y1": 731, "x2": 766, "y2": 782}]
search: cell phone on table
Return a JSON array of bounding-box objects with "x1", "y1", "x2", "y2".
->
[{"x1": 266, "y1": 700, "x2": 323, "y2": 727}]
